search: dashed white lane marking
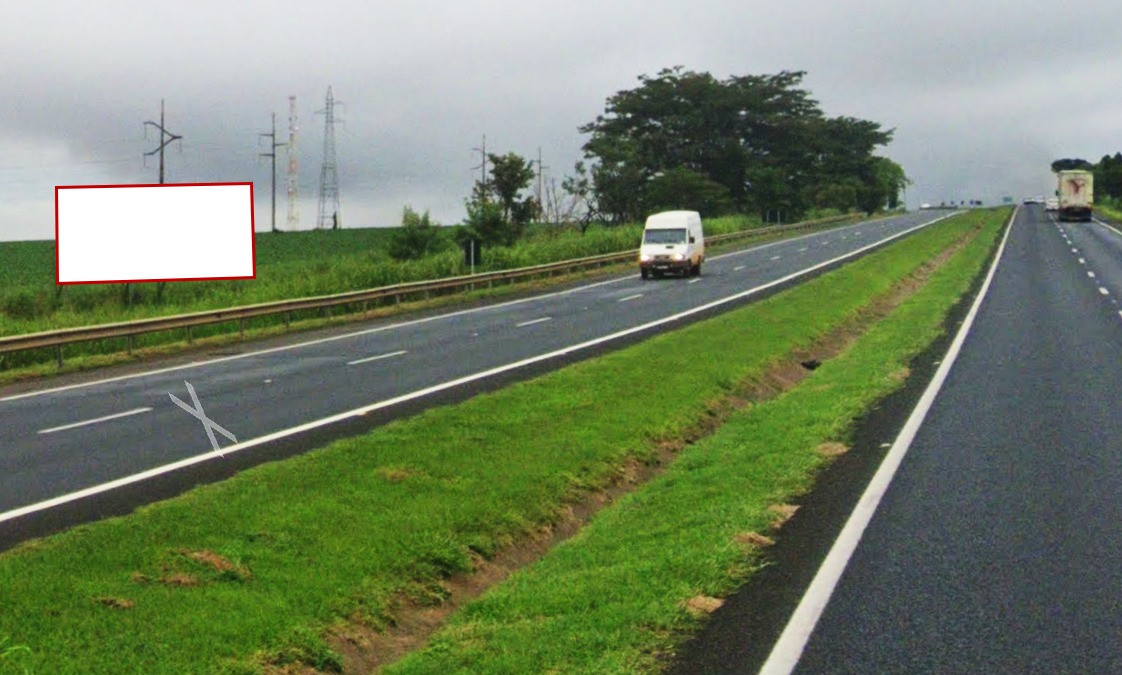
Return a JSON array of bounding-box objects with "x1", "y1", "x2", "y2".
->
[
  {"x1": 688, "y1": 278, "x2": 701, "y2": 284},
  {"x1": 1100, "y1": 287, "x2": 1110, "y2": 296},
  {"x1": 516, "y1": 317, "x2": 553, "y2": 328},
  {"x1": 798, "y1": 247, "x2": 809, "y2": 252},
  {"x1": 618, "y1": 294, "x2": 643, "y2": 303},
  {"x1": 1079, "y1": 258, "x2": 1086, "y2": 265},
  {"x1": 1088, "y1": 271, "x2": 1097, "y2": 279},
  {"x1": 1072, "y1": 248, "x2": 1078, "y2": 253},
  {"x1": 734, "y1": 265, "x2": 747, "y2": 271},
  {"x1": 39, "y1": 407, "x2": 153, "y2": 435},
  {"x1": 347, "y1": 350, "x2": 408, "y2": 366},
  {"x1": 771, "y1": 256, "x2": 781, "y2": 261}
]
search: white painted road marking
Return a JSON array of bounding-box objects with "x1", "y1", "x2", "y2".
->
[
  {"x1": 798, "y1": 247, "x2": 808, "y2": 252},
  {"x1": 0, "y1": 213, "x2": 956, "y2": 527},
  {"x1": 771, "y1": 256, "x2": 781, "y2": 261},
  {"x1": 688, "y1": 278, "x2": 701, "y2": 284},
  {"x1": 347, "y1": 350, "x2": 408, "y2": 366},
  {"x1": 758, "y1": 207, "x2": 1016, "y2": 675},
  {"x1": 734, "y1": 265, "x2": 746, "y2": 271},
  {"x1": 1088, "y1": 271, "x2": 1097, "y2": 279},
  {"x1": 169, "y1": 381, "x2": 238, "y2": 455},
  {"x1": 1100, "y1": 287, "x2": 1110, "y2": 296},
  {"x1": 38, "y1": 407, "x2": 153, "y2": 435},
  {"x1": 1079, "y1": 258, "x2": 1086, "y2": 265},
  {"x1": 516, "y1": 317, "x2": 553, "y2": 328},
  {"x1": 618, "y1": 294, "x2": 643, "y2": 303}
]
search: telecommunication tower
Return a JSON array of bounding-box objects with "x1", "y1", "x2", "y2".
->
[
  {"x1": 286, "y1": 95, "x2": 300, "y2": 230},
  {"x1": 316, "y1": 86, "x2": 341, "y2": 230}
]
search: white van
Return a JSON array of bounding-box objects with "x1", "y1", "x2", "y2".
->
[{"x1": 638, "y1": 210, "x2": 705, "y2": 279}]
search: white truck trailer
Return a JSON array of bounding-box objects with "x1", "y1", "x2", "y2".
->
[{"x1": 1057, "y1": 170, "x2": 1094, "y2": 222}]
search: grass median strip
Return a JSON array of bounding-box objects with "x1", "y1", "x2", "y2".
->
[
  {"x1": 0, "y1": 210, "x2": 1003, "y2": 674},
  {"x1": 386, "y1": 210, "x2": 1007, "y2": 673}
]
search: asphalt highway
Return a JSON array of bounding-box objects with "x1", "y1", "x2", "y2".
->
[
  {"x1": 0, "y1": 212, "x2": 944, "y2": 539},
  {"x1": 675, "y1": 205, "x2": 1122, "y2": 674}
]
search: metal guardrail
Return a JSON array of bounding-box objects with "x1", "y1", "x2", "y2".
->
[{"x1": 0, "y1": 214, "x2": 859, "y2": 367}]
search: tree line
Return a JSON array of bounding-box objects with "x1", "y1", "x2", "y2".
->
[{"x1": 391, "y1": 67, "x2": 908, "y2": 260}]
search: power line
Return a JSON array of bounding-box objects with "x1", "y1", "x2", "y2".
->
[
  {"x1": 258, "y1": 112, "x2": 286, "y2": 233},
  {"x1": 143, "y1": 99, "x2": 182, "y2": 184}
]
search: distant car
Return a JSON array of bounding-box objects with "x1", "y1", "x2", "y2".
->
[
  {"x1": 920, "y1": 203, "x2": 932, "y2": 209},
  {"x1": 1045, "y1": 197, "x2": 1059, "y2": 212}
]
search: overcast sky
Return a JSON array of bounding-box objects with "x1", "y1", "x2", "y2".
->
[{"x1": 3, "y1": 0, "x2": 1120, "y2": 241}]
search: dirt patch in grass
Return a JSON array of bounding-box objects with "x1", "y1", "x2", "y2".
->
[
  {"x1": 94, "y1": 597, "x2": 135, "y2": 610},
  {"x1": 175, "y1": 548, "x2": 252, "y2": 582},
  {"x1": 684, "y1": 596, "x2": 725, "y2": 616},
  {"x1": 317, "y1": 224, "x2": 984, "y2": 674},
  {"x1": 816, "y1": 442, "x2": 850, "y2": 458}
]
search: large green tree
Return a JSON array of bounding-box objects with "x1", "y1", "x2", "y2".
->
[{"x1": 578, "y1": 67, "x2": 896, "y2": 222}]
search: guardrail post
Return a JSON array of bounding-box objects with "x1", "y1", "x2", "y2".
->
[
  {"x1": 240, "y1": 319, "x2": 245, "y2": 337},
  {"x1": 56, "y1": 345, "x2": 63, "y2": 369},
  {"x1": 284, "y1": 311, "x2": 291, "y2": 330},
  {"x1": 187, "y1": 326, "x2": 193, "y2": 344},
  {"x1": 127, "y1": 335, "x2": 134, "y2": 354}
]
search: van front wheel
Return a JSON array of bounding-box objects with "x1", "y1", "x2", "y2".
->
[{"x1": 691, "y1": 263, "x2": 701, "y2": 277}]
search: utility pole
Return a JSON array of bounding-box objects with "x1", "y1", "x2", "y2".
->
[
  {"x1": 286, "y1": 95, "x2": 300, "y2": 230},
  {"x1": 471, "y1": 134, "x2": 488, "y2": 187},
  {"x1": 144, "y1": 99, "x2": 182, "y2": 184},
  {"x1": 140, "y1": 99, "x2": 182, "y2": 308},
  {"x1": 316, "y1": 86, "x2": 341, "y2": 230},
  {"x1": 259, "y1": 112, "x2": 285, "y2": 233},
  {"x1": 535, "y1": 147, "x2": 548, "y2": 221}
]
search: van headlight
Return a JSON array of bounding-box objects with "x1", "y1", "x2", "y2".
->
[
  {"x1": 673, "y1": 253, "x2": 686, "y2": 261},
  {"x1": 640, "y1": 254, "x2": 652, "y2": 262}
]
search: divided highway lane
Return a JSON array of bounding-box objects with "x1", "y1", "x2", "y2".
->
[
  {"x1": 770, "y1": 205, "x2": 1122, "y2": 673},
  {"x1": 0, "y1": 211, "x2": 946, "y2": 523}
]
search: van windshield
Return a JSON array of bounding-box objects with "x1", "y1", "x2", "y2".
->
[{"x1": 644, "y1": 228, "x2": 686, "y2": 245}]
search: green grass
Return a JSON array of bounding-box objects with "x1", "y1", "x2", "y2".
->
[
  {"x1": 0, "y1": 209, "x2": 995, "y2": 674},
  {"x1": 388, "y1": 208, "x2": 1007, "y2": 673}
]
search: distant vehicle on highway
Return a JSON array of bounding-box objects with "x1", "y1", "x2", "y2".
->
[
  {"x1": 920, "y1": 203, "x2": 932, "y2": 209},
  {"x1": 1057, "y1": 170, "x2": 1093, "y2": 222},
  {"x1": 638, "y1": 210, "x2": 705, "y2": 279},
  {"x1": 1023, "y1": 196, "x2": 1045, "y2": 205},
  {"x1": 1045, "y1": 197, "x2": 1059, "y2": 212}
]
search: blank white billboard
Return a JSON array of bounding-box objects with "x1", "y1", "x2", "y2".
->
[{"x1": 55, "y1": 183, "x2": 256, "y2": 284}]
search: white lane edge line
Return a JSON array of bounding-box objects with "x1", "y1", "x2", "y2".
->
[
  {"x1": 38, "y1": 407, "x2": 153, "y2": 435},
  {"x1": 618, "y1": 294, "x2": 644, "y2": 303},
  {"x1": 346, "y1": 350, "x2": 408, "y2": 366},
  {"x1": 0, "y1": 213, "x2": 956, "y2": 526},
  {"x1": 515, "y1": 317, "x2": 553, "y2": 328},
  {"x1": 1, "y1": 215, "x2": 925, "y2": 404},
  {"x1": 757, "y1": 207, "x2": 1016, "y2": 675},
  {"x1": 1094, "y1": 218, "x2": 1122, "y2": 238}
]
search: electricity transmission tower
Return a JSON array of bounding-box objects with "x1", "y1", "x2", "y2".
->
[
  {"x1": 259, "y1": 112, "x2": 285, "y2": 232},
  {"x1": 286, "y1": 95, "x2": 300, "y2": 230},
  {"x1": 316, "y1": 86, "x2": 341, "y2": 230},
  {"x1": 144, "y1": 99, "x2": 182, "y2": 184},
  {"x1": 471, "y1": 134, "x2": 488, "y2": 187}
]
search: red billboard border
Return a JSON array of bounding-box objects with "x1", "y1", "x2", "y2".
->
[{"x1": 54, "y1": 181, "x2": 257, "y2": 286}]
